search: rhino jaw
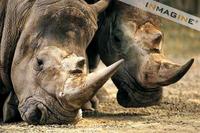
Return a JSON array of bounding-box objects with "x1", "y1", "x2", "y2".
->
[{"x1": 138, "y1": 54, "x2": 194, "y2": 88}]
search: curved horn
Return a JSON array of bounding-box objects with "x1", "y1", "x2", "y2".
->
[
  {"x1": 139, "y1": 57, "x2": 194, "y2": 88},
  {"x1": 157, "y1": 58, "x2": 194, "y2": 86},
  {"x1": 60, "y1": 59, "x2": 124, "y2": 109},
  {"x1": 90, "y1": 0, "x2": 112, "y2": 14}
]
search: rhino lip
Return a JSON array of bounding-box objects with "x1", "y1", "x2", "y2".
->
[
  {"x1": 115, "y1": 68, "x2": 162, "y2": 107},
  {"x1": 18, "y1": 95, "x2": 80, "y2": 124},
  {"x1": 19, "y1": 98, "x2": 49, "y2": 124},
  {"x1": 25, "y1": 104, "x2": 47, "y2": 124},
  {"x1": 123, "y1": 68, "x2": 159, "y2": 92}
]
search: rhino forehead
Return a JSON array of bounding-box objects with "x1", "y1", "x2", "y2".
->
[
  {"x1": 25, "y1": 5, "x2": 97, "y2": 49},
  {"x1": 37, "y1": 13, "x2": 89, "y2": 43},
  {"x1": 115, "y1": 1, "x2": 160, "y2": 28},
  {"x1": 16, "y1": 3, "x2": 97, "y2": 59},
  {"x1": 34, "y1": 0, "x2": 97, "y2": 28}
]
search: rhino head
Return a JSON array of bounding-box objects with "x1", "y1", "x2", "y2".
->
[
  {"x1": 1, "y1": 0, "x2": 123, "y2": 124},
  {"x1": 96, "y1": 2, "x2": 194, "y2": 107}
]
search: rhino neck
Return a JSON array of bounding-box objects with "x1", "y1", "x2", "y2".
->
[{"x1": 1, "y1": 0, "x2": 35, "y2": 92}]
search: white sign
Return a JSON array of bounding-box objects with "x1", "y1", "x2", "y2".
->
[{"x1": 119, "y1": 0, "x2": 200, "y2": 32}]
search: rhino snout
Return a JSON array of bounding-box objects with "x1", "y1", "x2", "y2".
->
[{"x1": 21, "y1": 103, "x2": 47, "y2": 125}]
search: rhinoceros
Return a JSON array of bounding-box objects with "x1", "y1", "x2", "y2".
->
[
  {"x1": 0, "y1": 0, "x2": 124, "y2": 124},
  {"x1": 86, "y1": 0, "x2": 194, "y2": 107}
]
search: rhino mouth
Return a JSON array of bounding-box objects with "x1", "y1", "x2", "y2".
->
[
  {"x1": 18, "y1": 95, "x2": 81, "y2": 125},
  {"x1": 114, "y1": 68, "x2": 162, "y2": 108},
  {"x1": 19, "y1": 99, "x2": 48, "y2": 124}
]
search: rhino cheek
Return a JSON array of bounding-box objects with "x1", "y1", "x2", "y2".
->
[
  {"x1": 38, "y1": 71, "x2": 67, "y2": 99},
  {"x1": 11, "y1": 62, "x2": 35, "y2": 104}
]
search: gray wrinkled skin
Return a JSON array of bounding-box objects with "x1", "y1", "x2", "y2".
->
[
  {"x1": 0, "y1": 0, "x2": 114, "y2": 124},
  {"x1": 87, "y1": 1, "x2": 193, "y2": 107}
]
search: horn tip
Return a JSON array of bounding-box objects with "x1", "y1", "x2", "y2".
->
[
  {"x1": 190, "y1": 58, "x2": 194, "y2": 64},
  {"x1": 118, "y1": 59, "x2": 125, "y2": 64},
  {"x1": 114, "y1": 59, "x2": 125, "y2": 68},
  {"x1": 186, "y1": 58, "x2": 194, "y2": 68}
]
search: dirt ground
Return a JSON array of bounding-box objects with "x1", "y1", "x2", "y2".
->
[{"x1": 0, "y1": 57, "x2": 200, "y2": 133}]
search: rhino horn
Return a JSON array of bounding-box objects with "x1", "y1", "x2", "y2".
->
[
  {"x1": 157, "y1": 58, "x2": 194, "y2": 86},
  {"x1": 61, "y1": 59, "x2": 124, "y2": 109},
  {"x1": 90, "y1": 0, "x2": 112, "y2": 14}
]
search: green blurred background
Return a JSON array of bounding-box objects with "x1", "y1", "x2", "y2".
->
[{"x1": 158, "y1": 0, "x2": 200, "y2": 59}]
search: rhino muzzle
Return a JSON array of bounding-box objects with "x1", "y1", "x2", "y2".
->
[
  {"x1": 58, "y1": 59, "x2": 124, "y2": 110},
  {"x1": 22, "y1": 102, "x2": 46, "y2": 124}
]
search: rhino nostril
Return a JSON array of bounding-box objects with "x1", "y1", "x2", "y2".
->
[
  {"x1": 69, "y1": 58, "x2": 85, "y2": 74},
  {"x1": 27, "y1": 107, "x2": 42, "y2": 124},
  {"x1": 76, "y1": 58, "x2": 85, "y2": 69},
  {"x1": 70, "y1": 68, "x2": 83, "y2": 74}
]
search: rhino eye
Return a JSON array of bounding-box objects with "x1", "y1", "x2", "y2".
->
[
  {"x1": 113, "y1": 35, "x2": 122, "y2": 49},
  {"x1": 37, "y1": 58, "x2": 43, "y2": 66},
  {"x1": 35, "y1": 58, "x2": 44, "y2": 71},
  {"x1": 114, "y1": 35, "x2": 121, "y2": 43}
]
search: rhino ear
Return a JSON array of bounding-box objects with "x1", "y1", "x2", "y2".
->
[{"x1": 90, "y1": 0, "x2": 112, "y2": 14}]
